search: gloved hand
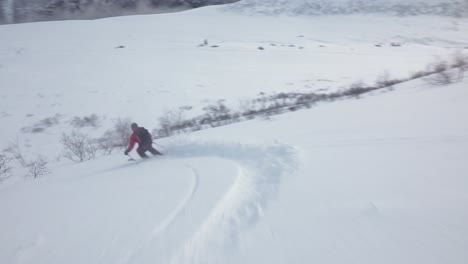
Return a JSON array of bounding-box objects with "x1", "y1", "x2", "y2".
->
[{"x1": 124, "y1": 150, "x2": 129, "y2": 155}]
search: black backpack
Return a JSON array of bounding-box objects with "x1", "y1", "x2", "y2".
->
[{"x1": 135, "y1": 127, "x2": 152, "y2": 145}]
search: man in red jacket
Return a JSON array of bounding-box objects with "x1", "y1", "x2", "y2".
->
[{"x1": 124, "y1": 123, "x2": 162, "y2": 158}]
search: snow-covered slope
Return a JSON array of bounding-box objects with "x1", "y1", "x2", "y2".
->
[
  {"x1": 225, "y1": 0, "x2": 468, "y2": 17},
  {"x1": 1, "y1": 7, "x2": 467, "y2": 157},
  {"x1": 1, "y1": 75, "x2": 467, "y2": 264},
  {"x1": 1, "y1": 5, "x2": 468, "y2": 264}
]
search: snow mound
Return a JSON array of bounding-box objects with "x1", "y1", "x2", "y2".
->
[{"x1": 224, "y1": 0, "x2": 468, "y2": 17}]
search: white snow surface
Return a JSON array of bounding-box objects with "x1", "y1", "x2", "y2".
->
[{"x1": 1, "y1": 5, "x2": 468, "y2": 264}]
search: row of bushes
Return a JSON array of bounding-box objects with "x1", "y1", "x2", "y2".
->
[
  {"x1": 1, "y1": 142, "x2": 49, "y2": 182},
  {"x1": 61, "y1": 118, "x2": 133, "y2": 162},
  {"x1": 0, "y1": 118, "x2": 134, "y2": 181},
  {"x1": 154, "y1": 53, "x2": 468, "y2": 138}
]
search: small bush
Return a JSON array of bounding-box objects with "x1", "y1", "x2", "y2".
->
[
  {"x1": 27, "y1": 155, "x2": 49, "y2": 178},
  {"x1": 3, "y1": 143, "x2": 50, "y2": 180},
  {"x1": 451, "y1": 51, "x2": 468, "y2": 81},
  {"x1": 451, "y1": 50, "x2": 468, "y2": 68},
  {"x1": 157, "y1": 110, "x2": 185, "y2": 137},
  {"x1": 61, "y1": 131, "x2": 98, "y2": 162},
  {"x1": 239, "y1": 99, "x2": 257, "y2": 116},
  {"x1": 375, "y1": 71, "x2": 403, "y2": 88},
  {"x1": 0, "y1": 154, "x2": 12, "y2": 182},
  {"x1": 425, "y1": 70, "x2": 458, "y2": 85},
  {"x1": 113, "y1": 118, "x2": 133, "y2": 147},
  {"x1": 295, "y1": 93, "x2": 320, "y2": 105},
  {"x1": 342, "y1": 81, "x2": 375, "y2": 98},
  {"x1": 96, "y1": 130, "x2": 116, "y2": 155},
  {"x1": 202, "y1": 100, "x2": 232, "y2": 127},
  {"x1": 423, "y1": 61, "x2": 458, "y2": 85},
  {"x1": 96, "y1": 118, "x2": 133, "y2": 154},
  {"x1": 4, "y1": 141, "x2": 27, "y2": 167}
]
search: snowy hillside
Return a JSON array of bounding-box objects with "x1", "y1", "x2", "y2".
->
[
  {"x1": 0, "y1": 0, "x2": 239, "y2": 24},
  {"x1": 225, "y1": 0, "x2": 468, "y2": 17},
  {"x1": 2, "y1": 77, "x2": 468, "y2": 264},
  {"x1": 1, "y1": 4, "x2": 468, "y2": 264},
  {"x1": 3, "y1": 0, "x2": 468, "y2": 24}
]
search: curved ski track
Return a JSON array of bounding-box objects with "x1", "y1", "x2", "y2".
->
[
  {"x1": 122, "y1": 165, "x2": 200, "y2": 264},
  {"x1": 165, "y1": 141, "x2": 297, "y2": 264}
]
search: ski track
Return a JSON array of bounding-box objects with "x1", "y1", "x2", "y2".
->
[
  {"x1": 152, "y1": 164, "x2": 200, "y2": 237},
  {"x1": 122, "y1": 164, "x2": 199, "y2": 264},
  {"x1": 165, "y1": 140, "x2": 298, "y2": 264}
]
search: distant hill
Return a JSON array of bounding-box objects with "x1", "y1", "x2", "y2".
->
[
  {"x1": 0, "y1": 0, "x2": 239, "y2": 24},
  {"x1": 224, "y1": 0, "x2": 468, "y2": 17},
  {"x1": 2, "y1": 0, "x2": 467, "y2": 25}
]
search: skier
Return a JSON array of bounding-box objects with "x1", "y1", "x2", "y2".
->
[{"x1": 124, "y1": 123, "x2": 162, "y2": 158}]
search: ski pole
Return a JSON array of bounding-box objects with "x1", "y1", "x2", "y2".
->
[{"x1": 153, "y1": 142, "x2": 165, "y2": 148}]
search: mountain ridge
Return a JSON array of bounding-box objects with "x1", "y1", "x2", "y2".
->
[{"x1": 0, "y1": 0, "x2": 239, "y2": 24}]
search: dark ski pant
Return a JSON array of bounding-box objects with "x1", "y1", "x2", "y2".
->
[{"x1": 137, "y1": 144, "x2": 162, "y2": 158}]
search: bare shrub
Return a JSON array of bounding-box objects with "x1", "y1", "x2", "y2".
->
[
  {"x1": 256, "y1": 92, "x2": 269, "y2": 111},
  {"x1": 424, "y1": 60, "x2": 458, "y2": 85},
  {"x1": 427, "y1": 70, "x2": 458, "y2": 85},
  {"x1": 157, "y1": 109, "x2": 186, "y2": 137},
  {"x1": 451, "y1": 51, "x2": 468, "y2": 81},
  {"x1": 27, "y1": 155, "x2": 49, "y2": 178},
  {"x1": 61, "y1": 131, "x2": 98, "y2": 162},
  {"x1": 96, "y1": 130, "x2": 116, "y2": 155},
  {"x1": 4, "y1": 141, "x2": 27, "y2": 167},
  {"x1": 433, "y1": 60, "x2": 449, "y2": 73},
  {"x1": 96, "y1": 118, "x2": 134, "y2": 154},
  {"x1": 342, "y1": 80, "x2": 375, "y2": 98},
  {"x1": 409, "y1": 70, "x2": 431, "y2": 80},
  {"x1": 0, "y1": 154, "x2": 12, "y2": 182},
  {"x1": 239, "y1": 99, "x2": 258, "y2": 117},
  {"x1": 375, "y1": 71, "x2": 403, "y2": 89},
  {"x1": 113, "y1": 118, "x2": 133, "y2": 147},
  {"x1": 271, "y1": 92, "x2": 292, "y2": 107},
  {"x1": 451, "y1": 50, "x2": 468, "y2": 67},
  {"x1": 170, "y1": 119, "x2": 196, "y2": 133},
  {"x1": 295, "y1": 93, "x2": 320, "y2": 106},
  {"x1": 202, "y1": 100, "x2": 232, "y2": 126},
  {"x1": 3, "y1": 142, "x2": 50, "y2": 180},
  {"x1": 160, "y1": 106, "x2": 196, "y2": 134},
  {"x1": 71, "y1": 114, "x2": 100, "y2": 128}
]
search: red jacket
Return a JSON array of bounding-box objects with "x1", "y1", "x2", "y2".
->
[{"x1": 126, "y1": 131, "x2": 152, "y2": 152}]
